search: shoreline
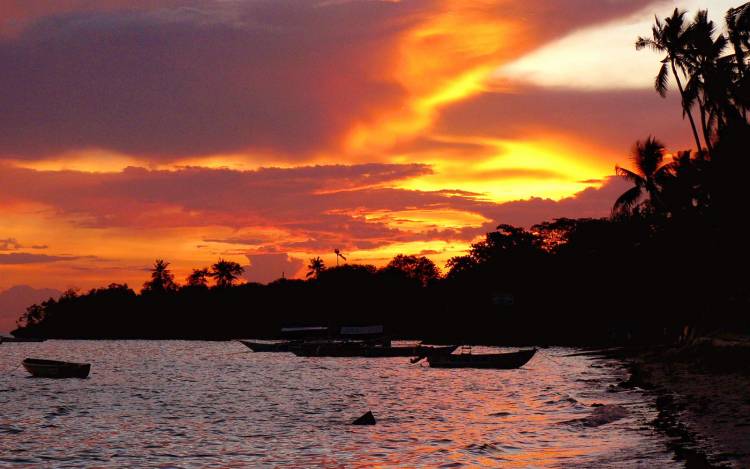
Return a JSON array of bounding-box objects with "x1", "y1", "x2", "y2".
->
[{"x1": 600, "y1": 338, "x2": 750, "y2": 468}]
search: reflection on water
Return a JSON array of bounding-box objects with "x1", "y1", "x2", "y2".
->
[{"x1": 0, "y1": 341, "x2": 678, "y2": 467}]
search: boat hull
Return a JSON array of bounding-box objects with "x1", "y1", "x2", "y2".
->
[
  {"x1": 0, "y1": 337, "x2": 46, "y2": 343},
  {"x1": 238, "y1": 340, "x2": 292, "y2": 353},
  {"x1": 22, "y1": 358, "x2": 91, "y2": 378},
  {"x1": 427, "y1": 349, "x2": 536, "y2": 369}
]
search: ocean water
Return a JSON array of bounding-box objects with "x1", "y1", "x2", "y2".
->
[{"x1": 0, "y1": 341, "x2": 680, "y2": 468}]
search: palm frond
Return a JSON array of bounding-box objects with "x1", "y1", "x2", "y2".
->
[
  {"x1": 735, "y1": 3, "x2": 750, "y2": 28},
  {"x1": 615, "y1": 165, "x2": 645, "y2": 186},
  {"x1": 612, "y1": 186, "x2": 643, "y2": 215},
  {"x1": 713, "y1": 34, "x2": 728, "y2": 57},
  {"x1": 636, "y1": 37, "x2": 662, "y2": 52},
  {"x1": 632, "y1": 137, "x2": 666, "y2": 177},
  {"x1": 654, "y1": 159, "x2": 676, "y2": 183},
  {"x1": 655, "y1": 62, "x2": 670, "y2": 96}
]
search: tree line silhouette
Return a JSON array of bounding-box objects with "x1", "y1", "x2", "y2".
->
[{"x1": 11, "y1": 4, "x2": 750, "y2": 345}]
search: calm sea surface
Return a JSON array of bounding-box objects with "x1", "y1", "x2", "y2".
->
[{"x1": 0, "y1": 341, "x2": 679, "y2": 468}]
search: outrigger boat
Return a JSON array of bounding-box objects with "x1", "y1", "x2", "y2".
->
[
  {"x1": 22, "y1": 358, "x2": 91, "y2": 378},
  {"x1": 426, "y1": 348, "x2": 536, "y2": 369}
]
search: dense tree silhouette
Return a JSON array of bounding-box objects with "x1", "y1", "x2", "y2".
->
[
  {"x1": 186, "y1": 268, "x2": 210, "y2": 287},
  {"x1": 383, "y1": 255, "x2": 440, "y2": 287},
  {"x1": 446, "y1": 224, "x2": 543, "y2": 277}
]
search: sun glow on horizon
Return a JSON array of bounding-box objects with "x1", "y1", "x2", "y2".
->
[{"x1": 396, "y1": 138, "x2": 610, "y2": 202}]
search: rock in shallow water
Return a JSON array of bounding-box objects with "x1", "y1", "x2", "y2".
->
[{"x1": 351, "y1": 411, "x2": 376, "y2": 425}]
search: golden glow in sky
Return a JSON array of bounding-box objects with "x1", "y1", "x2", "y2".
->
[{"x1": 0, "y1": 0, "x2": 698, "y2": 292}]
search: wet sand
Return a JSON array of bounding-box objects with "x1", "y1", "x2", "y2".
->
[{"x1": 609, "y1": 336, "x2": 750, "y2": 468}]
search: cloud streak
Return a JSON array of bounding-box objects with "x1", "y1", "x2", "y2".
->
[
  {"x1": 0, "y1": 164, "x2": 628, "y2": 252},
  {"x1": 0, "y1": 253, "x2": 83, "y2": 264}
]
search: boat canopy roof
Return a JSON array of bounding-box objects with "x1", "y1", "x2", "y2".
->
[
  {"x1": 280, "y1": 326, "x2": 328, "y2": 333},
  {"x1": 340, "y1": 325, "x2": 384, "y2": 336},
  {"x1": 280, "y1": 326, "x2": 329, "y2": 338}
]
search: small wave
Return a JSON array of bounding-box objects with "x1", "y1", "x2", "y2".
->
[
  {"x1": 0, "y1": 458, "x2": 35, "y2": 464},
  {"x1": 545, "y1": 396, "x2": 579, "y2": 405},
  {"x1": 465, "y1": 442, "x2": 502, "y2": 454},
  {"x1": 0, "y1": 424, "x2": 23, "y2": 434},
  {"x1": 44, "y1": 406, "x2": 71, "y2": 420},
  {"x1": 562, "y1": 404, "x2": 629, "y2": 428}
]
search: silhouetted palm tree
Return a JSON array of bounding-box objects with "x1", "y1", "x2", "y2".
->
[
  {"x1": 683, "y1": 10, "x2": 734, "y2": 147},
  {"x1": 637, "y1": 8, "x2": 704, "y2": 152},
  {"x1": 210, "y1": 259, "x2": 244, "y2": 288},
  {"x1": 727, "y1": 3, "x2": 750, "y2": 119},
  {"x1": 727, "y1": 3, "x2": 750, "y2": 78},
  {"x1": 143, "y1": 259, "x2": 177, "y2": 293},
  {"x1": 186, "y1": 267, "x2": 210, "y2": 287},
  {"x1": 654, "y1": 149, "x2": 710, "y2": 216},
  {"x1": 613, "y1": 137, "x2": 670, "y2": 215},
  {"x1": 306, "y1": 257, "x2": 325, "y2": 279}
]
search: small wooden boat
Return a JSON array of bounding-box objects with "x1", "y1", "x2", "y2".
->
[
  {"x1": 238, "y1": 340, "x2": 293, "y2": 353},
  {"x1": 292, "y1": 342, "x2": 458, "y2": 358},
  {"x1": 426, "y1": 348, "x2": 537, "y2": 369},
  {"x1": 22, "y1": 358, "x2": 91, "y2": 378}
]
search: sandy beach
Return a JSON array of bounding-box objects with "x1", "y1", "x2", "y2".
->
[{"x1": 614, "y1": 335, "x2": 750, "y2": 468}]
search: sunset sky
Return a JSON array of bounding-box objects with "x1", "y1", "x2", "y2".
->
[{"x1": 0, "y1": 0, "x2": 737, "y2": 291}]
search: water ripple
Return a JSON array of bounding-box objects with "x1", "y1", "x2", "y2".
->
[{"x1": 0, "y1": 341, "x2": 679, "y2": 467}]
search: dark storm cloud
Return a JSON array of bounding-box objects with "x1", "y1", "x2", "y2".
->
[{"x1": 0, "y1": 0, "x2": 659, "y2": 161}]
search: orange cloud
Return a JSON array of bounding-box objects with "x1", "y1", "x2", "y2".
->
[
  {"x1": 0, "y1": 0, "x2": 670, "y2": 290},
  {"x1": 0, "y1": 163, "x2": 629, "y2": 289}
]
